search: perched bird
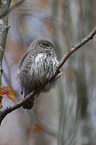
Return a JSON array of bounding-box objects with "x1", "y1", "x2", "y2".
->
[{"x1": 17, "y1": 39, "x2": 60, "y2": 110}]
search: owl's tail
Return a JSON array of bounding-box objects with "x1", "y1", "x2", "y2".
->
[
  {"x1": 23, "y1": 90, "x2": 36, "y2": 110},
  {"x1": 23, "y1": 97, "x2": 35, "y2": 110}
]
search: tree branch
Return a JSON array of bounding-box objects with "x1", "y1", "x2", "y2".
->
[
  {"x1": 56, "y1": 26, "x2": 96, "y2": 72},
  {"x1": 0, "y1": 0, "x2": 11, "y2": 108},
  {"x1": 0, "y1": 26, "x2": 96, "y2": 124},
  {"x1": 0, "y1": 0, "x2": 25, "y2": 19}
]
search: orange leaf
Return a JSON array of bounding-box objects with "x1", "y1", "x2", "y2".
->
[{"x1": 0, "y1": 86, "x2": 15, "y2": 102}]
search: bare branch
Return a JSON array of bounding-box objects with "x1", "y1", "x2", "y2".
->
[
  {"x1": 0, "y1": 26, "x2": 96, "y2": 124},
  {"x1": 0, "y1": 0, "x2": 25, "y2": 19},
  {"x1": 56, "y1": 26, "x2": 96, "y2": 72}
]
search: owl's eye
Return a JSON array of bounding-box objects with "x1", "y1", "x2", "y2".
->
[
  {"x1": 44, "y1": 43, "x2": 50, "y2": 47},
  {"x1": 44, "y1": 42, "x2": 53, "y2": 48},
  {"x1": 37, "y1": 40, "x2": 53, "y2": 49}
]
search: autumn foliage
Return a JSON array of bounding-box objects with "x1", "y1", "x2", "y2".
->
[{"x1": 0, "y1": 86, "x2": 15, "y2": 103}]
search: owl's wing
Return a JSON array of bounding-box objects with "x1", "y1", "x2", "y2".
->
[{"x1": 19, "y1": 50, "x2": 31, "y2": 68}]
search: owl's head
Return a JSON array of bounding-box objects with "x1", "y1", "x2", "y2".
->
[{"x1": 28, "y1": 39, "x2": 53, "y2": 51}]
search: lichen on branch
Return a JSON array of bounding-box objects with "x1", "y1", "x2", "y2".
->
[{"x1": 0, "y1": 0, "x2": 11, "y2": 86}]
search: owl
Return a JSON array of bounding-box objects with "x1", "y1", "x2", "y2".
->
[{"x1": 17, "y1": 39, "x2": 59, "y2": 109}]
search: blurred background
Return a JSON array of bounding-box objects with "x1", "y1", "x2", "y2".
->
[{"x1": 0, "y1": 0, "x2": 96, "y2": 145}]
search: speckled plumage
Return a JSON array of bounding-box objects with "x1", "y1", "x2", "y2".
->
[{"x1": 17, "y1": 39, "x2": 59, "y2": 109}]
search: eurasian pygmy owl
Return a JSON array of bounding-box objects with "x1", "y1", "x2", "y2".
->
[{"x1": 17, "y1": 39, "x2": 59, "y2": 110}]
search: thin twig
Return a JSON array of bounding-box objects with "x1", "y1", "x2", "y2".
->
[
  {"x1": 0, "y1": 0, "x2": 25, "y2": 19},
  {"x1": 0, "y1": 26, "x2": 96, "y2": 124}
]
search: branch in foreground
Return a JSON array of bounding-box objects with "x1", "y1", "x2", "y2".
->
[
  {"x1": 0, "y1": 0, "x2": 25, "y2": 19},
  {"x1": 0, "y1": 26, "x2": 96, "y2": 124}
]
